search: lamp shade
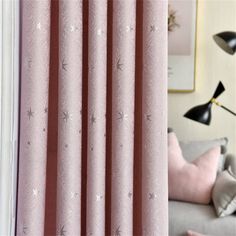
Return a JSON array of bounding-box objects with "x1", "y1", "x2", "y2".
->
[
  {"x1": 184, "y1": 81, "x2": 225, "y2": 126},
  {"x1": 213, "y1": 31, "x2": 236, "y2": 55},
  {"x1": 184, "y1": 102, "x2": 213, "y2": 125}
]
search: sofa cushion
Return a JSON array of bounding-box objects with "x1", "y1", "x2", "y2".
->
[
  {"x1": 225, "y1": 154, "x2": 236, "y2": 175},
  {"x1": 168, "y1": 132, "x2": 220, "y2": 204},
  {"x1": 212, "y1": 169, "x2": 236, "y2": 217},
  {"x1": 179, "y1": 137, "x2": 228, "y2": 173},
  {"x1": 169, "y1": 200, "x2": 236, "y2": 236}
]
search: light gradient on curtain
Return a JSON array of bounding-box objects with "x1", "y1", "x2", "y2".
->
[
  {"x1": 111, "y1": 0, "x2": 136, "y2": 235},
  {"x1": 17, "y1": 0, "x2": 51, "y2": 235},
  {"x1": 17, "y1": 0, "x2": 168, "y2": 235},
  {"x1": 56, "y1": 1, "x2": 83, "y2": 235},
  {"x1": 87, "y1": 0, "x2": 107, "y2": 235}
]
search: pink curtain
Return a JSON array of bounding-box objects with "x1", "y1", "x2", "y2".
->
[{"x1": 17, "y1": 0, "x2": 168, "y2": 235}]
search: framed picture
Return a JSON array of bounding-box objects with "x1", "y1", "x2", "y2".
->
[{"x1": 168, "y1": 0, "x2": 198, "y2": 92}]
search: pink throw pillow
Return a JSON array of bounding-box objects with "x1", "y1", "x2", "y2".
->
[
  {"x1": 168, "y1": 132, "x2": 220, "y2": 204},
  {"x1": 186, "y1": 230, "x2": 207, "y2": 236}
]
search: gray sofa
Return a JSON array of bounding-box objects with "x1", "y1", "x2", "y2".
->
[{"x1": 169, "y1": 153, "x2": 236, "y2": 236}]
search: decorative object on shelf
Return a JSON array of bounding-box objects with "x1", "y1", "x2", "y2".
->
[
  {"x1": 213, "y1": 31, "x2": 236, "y2": 55},
  {"x1": 168, "y1": 0, "x2": 197, "y2": 93},
  {"x1": 184, "y1": 81, "x2": 236, "y2": 125},
  {"x1": 168, "y1": 4, "x2": 179, "y2": 32}
]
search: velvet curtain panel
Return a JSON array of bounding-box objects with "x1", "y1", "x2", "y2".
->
[{"x1": 17, "y1": 0, "x2": 168, "y2": 235}]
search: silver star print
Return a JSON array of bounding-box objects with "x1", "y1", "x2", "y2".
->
[
  {"x1": 27, "y1": 108, "x2": 34, "y2": 120},
  {"x1": 149, "y1": 192, "x2": 157, "y2": 200},
  {"x1": 36, "y1": 22, "x2": 41, "y2": 30},
  {"x1": 90, "y1": 114, "x2": 96, "y2": 125},
  {"x1": 70, "y1": 192, "x2": 79, "y2": 199},
  {"x1": 70, "y1": 25, "x2": 78, "y2": 32},
  {"x1": 62, "y1": 59, "x2": 67, "y2": 71},
  {"x1": 117, "y1": 111, "x2": 128, "y2": 121},
  {"x1": 115, "y1": 226, "x2": 121, "y2": 236},
  {"x1": 146, "y1": 114, "x2": 152, "y2": 121},
  {"x1": 23, "y1": 225, "x2": 28, "y2": 235},
  {"x1": 96, "y1": 194, "x2": 103, "y2": 201},
  {"x1": 128, "y1": 192, "x2": 132, "y2": 199},
  {"x1": 60, "y1": 225, "x2": 66, "y2": 236},
  {"x1": 126, "y1": 25, "x2": 134, "y2": 32},
  {"x1": 116, "y1": 58, "x2": 123, "y2": 71},
  {"x1": 97, "y1": 28, "x2": 104, "y2": 36},
  {"x1": 33, "y1": 188, "x2": 39, "y2": 197},
  {"x1": 150, "y1": 25, "x2": 157, "y2": 32},
  {"x1": 27, "y1": 58, "x2": 32, "y2": 69},
  {"x1": 62, "y1": 111, "x2": 70, "y2": 122}
]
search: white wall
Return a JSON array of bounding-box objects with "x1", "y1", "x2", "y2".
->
[{"x1": 168, "y1": 0, "x2": 236, "y2": 153}]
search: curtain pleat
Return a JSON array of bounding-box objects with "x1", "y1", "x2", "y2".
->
[
  {"x1": 17, "y1": 1, "x2": 51, "y2": 235},
  {"x1": 111, "y1": 0, "x2": 136, "y2": 235},
  {"x1": 86, "y1": 0, "x2": 107, "y2": 235},
  {"x1": 142, "y1": 1, "x2": 168, "y2": 235},
  {"x1": 57, "y1": 0, "x2": 83, "y2": 235},
  {"x1": 17, "y1": 1, "x2": 168, "y2": 235}
]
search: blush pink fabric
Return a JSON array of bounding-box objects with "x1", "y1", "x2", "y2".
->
[
  {"x1": 187, "y1": 230, "x2": 207, "y2": 236},
  {"x1": 17, "y1": 0, "x2": 168, "y2": 235},
  {"x1": 168, "y1": 132, "x2": 220, "y2": 204}
]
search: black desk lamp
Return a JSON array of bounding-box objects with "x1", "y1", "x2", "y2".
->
[{"x1": 184, "y1": 31, "x2": 236, "y2": 125}]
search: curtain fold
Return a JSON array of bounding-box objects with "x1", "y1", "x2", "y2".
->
[
  {"x1": 111, "y1": 0, "x2": 136, "y2": 235},
  {"x1": 0, "y1": 0, "x2": 20, "y2": 235},
  {"x1": 17, "y1": 1, "x2": 51, "y2": 235},
  {"x1": 87, "y1": 0, "x2": 107, "y2": 235},
  {"x1": 17, "y1": 0, "x2": 168, "y2": 235}
]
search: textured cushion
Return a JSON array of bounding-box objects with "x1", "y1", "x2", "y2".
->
[
  {"x1": 169, "y1": 200, "x2": 236, "y2": 236},
  {"x1": 225, "y1": 154, "x2": 236, "y2": 175},
  {"x1": 212, "y1": 169, "x2": 236, "y2": 217},
  {"x1": 186, "y1": 230, "x2": 206, "y2": 236},
  {"x1": 179, "y1": 137, "x2": 228, "y2": 173},
  {"x1": 168, "y1": 132, "x2": 220, "y2": 204}
]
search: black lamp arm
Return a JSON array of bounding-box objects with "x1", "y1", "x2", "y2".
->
[
  {"x1": 211, "y1": 99, "x2": 236, "y2": 116},
  {"x1": 221, "y1": 105, "x2": 236, "y2": 116}
]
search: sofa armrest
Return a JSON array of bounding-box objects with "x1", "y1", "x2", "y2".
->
[{"x1": 224, "y1": 153, "x2": 236, "y2": 174}]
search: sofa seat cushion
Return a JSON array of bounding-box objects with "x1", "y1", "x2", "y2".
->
[{"x1": 169, "y1": 200, "x2": 236, "y2": 236}]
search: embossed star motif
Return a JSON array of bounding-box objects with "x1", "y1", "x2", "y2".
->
[
  {"x1": 59, "y1": 225, "x2": 66, "y2": 236},
  {"x1": 128, "y1": 192, "x2": 132, "y2": 199},
  {"x1": 149, "y1": 192, "x2": 157, "y2": 200},
  {"x1": 150, "y1": 25, "x2": 157, "y2": 32},
  {"x1": 27, "y1": 58, "x2": 32, "y2": 69},
  {"x1": 96, "y1": 194, "x2": 103, "y2": 201},
  {"x1": 116, "y1": 58, "x2": 123, "y2": 71},
  {"x1": 62, "y1": 59, "x2": 67, "y2": 71},
  {"x1": 126, "y1": 25, "x2": 134, "y2": 32},
  {"x1": 22, "y1": 225, "x2": 28, "y2": 235},
  {"x1": 146, "y1": 114, "x2": 152, "y2": 121},
  {"x1": 27, "y1": 141, "x2": 31, "y2": 146},
  {"x1": 117, "y1": 111, "x2": 128, "y2": 121},
  {"x1": 27, "y1": 108, "x2": 34, "y2": 120},
  {"x1": 70, "y1": 25, "x2": 78, "y2": 32},
  {"x1": 97, "y1": 28, "x2": 104, "y2": 36},
  {"x1": 90, "y1": 114, "x2": 96, "y2": 125},
  {"x1": 115, "y1": 226, "x2": 121, "y2": 236},
  {"x1": 62, "y1": 111, "x2": 70, "y2": 122},
  {"x1": 36, "y1": 22, "x2": 41, "y2": 30},
  {"x1": 70, "y1": 192, "x2": 79, "y2": 199},
  {"x1": 44, "y1": 107, "x2": 48, "y2": 113},
  {"x1": 33, "y1": 188, "x2": 39, "y2": 197}
]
